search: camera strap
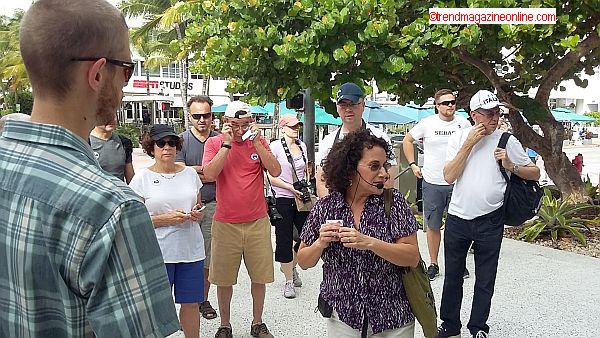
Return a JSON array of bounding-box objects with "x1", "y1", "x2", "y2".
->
[
  {"x1": 260, "y1": 159, "x2": 278, "y2": 198},
  {"x1": 280, "y1": 137, "x2": 306, "y2": 184}
]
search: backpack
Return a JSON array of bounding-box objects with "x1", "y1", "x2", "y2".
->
[
  {"x1": 384, "y1": 188, "x2": 437, "y2": 338},
  {"x1": 496, "y1": 133, "x2": 543, "y2": 226}
]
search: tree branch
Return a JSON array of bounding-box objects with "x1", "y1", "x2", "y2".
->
[
  {"x1": 451, "y1": 47, "x2": 508, "y2": 91},
  {"x1": 536, "y1": 30, "x2": 600, "y2": 103}
]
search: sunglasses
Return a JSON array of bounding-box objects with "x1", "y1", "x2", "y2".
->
[
  {"x1": 72, "y1": 57, "x2": 135, "y2": 82},
  {"x1": 192, "y1": 113, "x2": 212, "y2": 120},
  {"x1": 155, "y1": 138, "x2": 180, "y2": 148},
  {"x1": 359, "y1": 162, "x2": 391, "y2": 173},
  {"x1": 438, "y1": 100, "x2": 456, "y2": 106}
]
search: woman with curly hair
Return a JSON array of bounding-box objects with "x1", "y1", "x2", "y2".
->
[
  {"x1": 129, "y1": 124, "x2": 205, "y2": 338},
  {"x1": 298, "y1": 128, "x2": 420, "y2": 338}
]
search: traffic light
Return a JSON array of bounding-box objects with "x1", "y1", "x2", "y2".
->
[
  {"x1": 161, "y1": 102, "x2": 170, "y2": 110},
  {"x1": 286, "y1": 92, "x2": 304, "y2": 110}
]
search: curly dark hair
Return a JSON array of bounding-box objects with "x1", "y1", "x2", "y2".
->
[
  {"x1": 322, "y1": 129, "x2": 393, "y2": 194},
  {"x1": 140, "y1": 132, "x2": 183, "y2": 158}
]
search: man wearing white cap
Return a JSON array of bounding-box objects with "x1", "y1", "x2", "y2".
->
[
  {"x1": 436, "y1": 90, "x2": 539, "y2": 338},
  {"x1": 315, "y1": 82, "x2": 397, "y2": 197},
  {"x1": 202, "y1": 100, "x2": 281, "y2": 338}
]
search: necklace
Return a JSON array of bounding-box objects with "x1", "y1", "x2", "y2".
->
[{"x1": 158, "y1": 172, "x2": 177, "y2": 180}]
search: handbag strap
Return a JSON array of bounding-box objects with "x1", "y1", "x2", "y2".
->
[{"x1": 260, "y1": 159, "x2": 277, "y2": 198}]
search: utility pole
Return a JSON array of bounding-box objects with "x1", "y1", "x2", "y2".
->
[{"x1": 303, "y1": 88, "x2": 316, "y2": 165}]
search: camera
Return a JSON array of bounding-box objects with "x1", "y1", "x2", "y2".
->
[
  {"x1": 266, "y1": 196, "x2": 283, "y2": 222},
  {"x1": 293, "y1": 180, "x2": 312, "y2": 203}
]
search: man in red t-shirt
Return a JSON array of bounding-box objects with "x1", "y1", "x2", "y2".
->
[{"x1": 203, "y1": 101, "x2": 281, "y2": 338}]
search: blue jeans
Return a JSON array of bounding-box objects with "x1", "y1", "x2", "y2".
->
[{"x1": 440, "y1": 207, "x2": 504, "y2": 335}]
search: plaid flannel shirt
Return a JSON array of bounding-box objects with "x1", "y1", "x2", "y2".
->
[{"x1": 0, "y1": 121, "x2": 179, "y2": 337}]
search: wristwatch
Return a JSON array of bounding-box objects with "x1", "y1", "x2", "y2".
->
[
  {"x1": 408, "y1": 161, "x2": 417, "y2": 167},
  {"x1": 221, "y1": 143, "x2": 231, "y2": 149},
  {"x1": 512, "y1": 163, "x2": 519, "y2": 174}
]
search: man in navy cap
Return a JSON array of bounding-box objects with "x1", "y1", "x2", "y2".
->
[{"x1": 315, "y1": 82, "x2": 397, "y2": 196}]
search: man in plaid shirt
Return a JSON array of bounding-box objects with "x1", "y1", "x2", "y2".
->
[{"x1": 0, "y1": 0, "x2": 179, "y2": 337}]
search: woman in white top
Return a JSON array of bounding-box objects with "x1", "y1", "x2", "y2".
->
[
  {"x1": 268, "y1": 115, "x2": 311, "y2": 299},
  {"x1": 129, "y1": 124, "x2": 205, "y2": 338}
]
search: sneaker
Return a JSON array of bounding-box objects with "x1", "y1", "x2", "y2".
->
[
  {"x1": 473, "y1": 330, "x2": 489, "y2": 338},
  {"x1": 250, "y1": 322, "x2": 274, "y2": 338},
  {"x1": 463, "y1": 267, "x2": 470, "y2": 279},
  {"x1": 292, "y1": 267, "x2": 303, "y2": 287},
  {"x1": 283, "y1": 281, "x2": 296, "y2": 298},
  {"x1": 215, "y1": 325, "x2": 233, "y2": 338},
  {"x1": 435, "y1": 325, "x2": 460, "y2": 338},
  {"x1": 427, "y1": 264, "x2": 440, "y2": 281}
]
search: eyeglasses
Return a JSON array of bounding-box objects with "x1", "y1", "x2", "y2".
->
[
  {"x1": 477, "y1": 108, "x2": 501, "y2": 118},
  {"x1": 230, "y1": 123, "x2": 250, "y2": 130},
  {"x1": 191, "y1": 113, "x2": 212, "y2": 120},
  {"x1": 72, "y1": 57, "x2": 135, "y2": 83},
  {"x1": 438, "y1": 100, "x2": 456, "y2": 106},
  {"x1": 156, "y1": 138, "x2": 180, "y2": 148},
  {"x1": 358, "y1": 162, "x2": 391, "y2": 173},
  {"x1": 337, "y1": 100, "x2": 364, "y2": 110}
]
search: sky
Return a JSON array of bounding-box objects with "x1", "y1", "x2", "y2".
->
[{"x1": 1, "y1": 0, "x2": 121, "y2": 16}]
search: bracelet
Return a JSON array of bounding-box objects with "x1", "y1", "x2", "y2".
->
[
  {"x1": 221, "y1": 143, "x2": 231, "y2": 149},
  {"x1": 408, "y1": 161, "x2": 417, "y2": 167}
]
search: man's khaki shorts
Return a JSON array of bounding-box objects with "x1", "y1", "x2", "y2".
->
[{"x1": 209, "y1": 216, "x2": 274, "y2": 286}]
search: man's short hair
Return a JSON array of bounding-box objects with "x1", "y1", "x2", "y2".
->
[
  {"x1": 187, "y1": 96, "x2": 214, "y2": 109},
  {"x1": 434, "y1": 89, "x2": 455, "y2": 104},
  {"x1": 19, "y1": 0, "x2": 128, "y2": 99}
]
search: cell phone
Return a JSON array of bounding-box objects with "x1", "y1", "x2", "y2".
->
[
  {"x1": 242, "y1": 129, "x2": 257, "y2": 141},
  {"x1": 323, "y1": 219, "x2": 343, "y2": 228},
  {"x1": 196, "y1": 205, "x2": 206, "y2": 212}
]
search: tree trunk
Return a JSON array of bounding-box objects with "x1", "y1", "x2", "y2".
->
[
  {"x1": 506, "y1": 103, "x2": 586, "y2": 202},
  {"x1": 175, "y1": 23, "x2": 190, "y2": 131}
]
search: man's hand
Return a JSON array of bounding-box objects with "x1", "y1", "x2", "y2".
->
[
  {"x1": 494, "y1": 148, "x2": 513, "y2": 170},
  {"x1": 222, "y1": 123, "x2": 233, "y2": 144},
  {"x1": 410, "y1": 164, "x2": 423, "y2": 178},
  {"x1": 250, "y1": 122, "x2": 262, "y2": 145},
  {"x1": 465, "y1": 123, "x2": 486, "y2": 147}
]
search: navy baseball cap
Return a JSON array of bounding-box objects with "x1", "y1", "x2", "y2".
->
[{"x1": 336, "y1": 82, "x2": 364, "y2": 104}]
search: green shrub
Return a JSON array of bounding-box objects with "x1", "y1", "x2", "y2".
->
[
  {"x1": 583, "y1": 175, "x2": 599, "y2": 200},
  {"x1": 115, "y1": 123, "x2": 141, "y2": 148},
  {"x1": 518, "y1": 189, "x2": 598, "y2": 246}
]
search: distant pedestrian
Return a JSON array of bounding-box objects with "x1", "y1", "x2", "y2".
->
[
  {"x1": 176, "y1": 95, "x2": 219, "y2": 320},
  {"x1": 0, "y1": 0, "x2": 179, "y2": 336},
  {"x1": 315, "y1": 82, "x2": 396, "y2": 197},
  {"x1": 203, "y1": 101, "x2": 281, "y2": 338},
  {"x1": 90, "y1": 115, "x2": 135, "y2": 183},
  {"x1": 268, "y1": 115, "x2": 310, "y2": 299},
  {"x1": 402, "y1": 88, "x2": 471, "y2": 281},
  {"x1": 436, "y1": 90, "x2": 539, "y2": 338},
  {"x1": 130, "y1": 124, "x2": 206, "y2": 338},
  {"x1": 299, "y1": 129, "x2": 419, "y2": 338},
  {"x1": 572, "y1": 153, "x2": 584, "y2": 177}
]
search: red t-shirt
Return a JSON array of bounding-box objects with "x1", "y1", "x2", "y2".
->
[{"x1": 203, "y1": 134, "x2": 270, "y2": 223}]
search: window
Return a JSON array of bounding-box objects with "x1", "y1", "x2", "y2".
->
[
  {"x1": 162, "y1": 63, "x2": 181, "y2": 78},
  {"x1": 191, "y1": 73, "x2": 204, "y2": 79},
  {"x1": 140, "y1": 61, "x2": 160, "y2": 77}
]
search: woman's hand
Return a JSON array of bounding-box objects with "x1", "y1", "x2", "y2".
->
[
  {"x1": 189, "y1": 204, "x2": 204, "y2": 222},
  {"x1": 315, "y1": 223, "x2": 341, "y2": 249},
  {"x1": 338, "y1": 227, "x2": 372, "y2": 250}
]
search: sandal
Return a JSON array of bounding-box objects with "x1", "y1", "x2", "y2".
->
[{"x1": 199, "y1": 300, "x2": 217, "y2": 320}]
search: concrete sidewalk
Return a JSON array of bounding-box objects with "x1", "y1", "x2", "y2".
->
[
  {"x1": 167, "y1": 230, "x2": 600, "y2": 338},
  {"x1": 132, "y1": 148, "x2": 600, "y2": 337}
]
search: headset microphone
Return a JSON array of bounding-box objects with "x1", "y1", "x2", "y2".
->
[{"x1": 356, "y1": 170, "x2": 384, "y2": 189}]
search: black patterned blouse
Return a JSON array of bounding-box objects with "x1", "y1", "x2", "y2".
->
[{"x1": 300, "y1": 190, "x2": 418, "y2": 334}]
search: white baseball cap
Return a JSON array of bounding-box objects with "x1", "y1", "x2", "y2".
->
[
  {"x1": 224, "y1": 101, "x2": 252, "y2": 118},
  {"x1": 470, "y1": 90, "x2": 500, "y2": 111}
]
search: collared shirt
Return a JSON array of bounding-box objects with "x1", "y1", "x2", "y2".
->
[
  {"x1": 300, "y1": 190, "x2": 417, "y2": 334},
  {"x1": 0, "y1": 121, "x2": 179, "y2": 338}
]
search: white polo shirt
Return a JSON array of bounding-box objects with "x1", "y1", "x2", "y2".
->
[
  {"x1": 316, "y1": 122, "x2": 397, "y2": 166},
  {"x1": 445, "y1": 128, "x2": 531, "y2": 220}
]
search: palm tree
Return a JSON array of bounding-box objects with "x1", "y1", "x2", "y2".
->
[
  {"x1": 0, "y1": 11, "x2": 29, "y2": 113},
  {"x1": 119, "y1": 0, "x2": 197, "y2": 129}
]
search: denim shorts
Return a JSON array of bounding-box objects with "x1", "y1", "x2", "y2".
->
[
  {"x1": 165, "y1": 260, "x2": 204, "y2": 304},
  {"x1": 422, "y1": 181, "x2": 453, "y2": 230}
]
